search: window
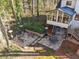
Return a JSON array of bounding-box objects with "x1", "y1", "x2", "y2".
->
[{"x1": 66, "y1": 1, "x2": 72, "y2": 6}]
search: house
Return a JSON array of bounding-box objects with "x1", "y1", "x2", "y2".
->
[
  {"x1": 47, "y1": 0, "x2": 79, "y2": 34},
  {"x1": 60, "y1": 0, "x2": 79, "y2": 14},
  {"x1": 45, "y1": 0, "x2": 79, "y2": 50}
]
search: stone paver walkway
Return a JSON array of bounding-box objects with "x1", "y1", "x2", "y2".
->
[
  {"x1": 38, "y1": 37, "x2": 65, "y2": 50},
  {"x1": 20, "y1": 32, "x2": 39, "y2": 46}
]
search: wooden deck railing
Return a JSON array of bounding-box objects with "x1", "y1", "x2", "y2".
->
[
  {"x1": 47, "y1": 10, "x2": 71, "y2": 24},
  {"x1": 68, "y1": 29, "x2": 79, "y2": 42}
]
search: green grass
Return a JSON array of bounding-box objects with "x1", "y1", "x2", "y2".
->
[
  {"x1": 11, "y1": 15, "x2": 46, "y2": 34},
  {"x1": 15, "y1": 17, "x2": 45, "y2": 34},
  {"x1": 23, "y1": 21, "x2": 44, "y2": 33}
]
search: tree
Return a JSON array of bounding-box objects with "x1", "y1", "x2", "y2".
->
[
  {"x1": 32, "y1": 0, "x2": 34, "y2": 16},
  {"x1": 37, "y1": 0, "x2": 39, "y2": 17},
  {"x1": 0, "y1": 0, "x2": 10, "y2": 51},
  {"x1": 0, "y1": 17, "x2": 9, "y2": 52},
  {"x1": 9, "y1": 0, "x2": 17, "y2": 20}
]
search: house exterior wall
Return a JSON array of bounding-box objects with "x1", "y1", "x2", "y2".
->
[
  {"x1": 61, "y1": 0, "x2": 76, "y2": 8},
  {"x1": 75, "y1": 0, "x2": 79, "y2": 14}
]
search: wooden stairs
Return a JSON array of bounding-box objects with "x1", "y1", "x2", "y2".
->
[{"x1": 68, "y1": 29, "x2": 79, "y2": 45}]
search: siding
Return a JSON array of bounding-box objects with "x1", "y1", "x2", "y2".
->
[
  {"x1": 75, "y1": 0, "x2": 79, "y2": 14},
  {"x1": 61, "y1": 0, "x2": 76, "y2": 8}
]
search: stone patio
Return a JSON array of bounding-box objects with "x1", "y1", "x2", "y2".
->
[
  {"x1": 17, "y1": 32, "x2": 65, "y2": 50},
  {"x1": 38, "y1": 37, "x2": 65, "y2": 50},
  {"x1": 19, "y1": 32, "x2": 39, "y2": 46},
  {"x1": 14, "y1": 28, "x2": 66, "y2": 50}
]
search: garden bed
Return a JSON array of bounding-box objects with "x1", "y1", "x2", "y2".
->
[{"x1": 22, "y1": 21, "x2": 44, "y2": 33}]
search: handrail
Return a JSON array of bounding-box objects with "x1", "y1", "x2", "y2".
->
[
  {"x1": 47, "y1": 9, "x2": 70, "y2": 24},
  {"x1": 73, "y1": 31, "x2": 79, "y2": 41},
  {"x1": 68, "y1": 29, "x2": 79, "y2": 42}
]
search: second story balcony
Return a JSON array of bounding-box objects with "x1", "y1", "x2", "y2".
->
[{"x1": 47, "y1": 10, "x2": 71, "y2": 28}]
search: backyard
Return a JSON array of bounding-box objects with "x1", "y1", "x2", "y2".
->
[{"x1": 0, "y1": 0, "x2": 79, "y2": 59}]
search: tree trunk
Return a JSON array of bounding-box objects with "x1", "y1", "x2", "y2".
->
[
  {"x1": 32, "y1": 0, "x2": 34, "y2": 16},
  {"x1": 43, "y1": 0, "x2": 45, "y2": 9},
  {"x1": 9, "y1": 0, "x2": 17, "y2": 20},
  {"x1": 0, "y1": 17, "x2": 9, "y2": 52},
  {"x1": 37, "y1": 0, "x2": 39, "y2": 17}
]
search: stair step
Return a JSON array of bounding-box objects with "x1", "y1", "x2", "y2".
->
[
  {"x1": 67, "y1": 37, "x2": 79, "y2": 45},
  {"x1": 68, "y1": 32, "x2": 79, "y2": 42}
]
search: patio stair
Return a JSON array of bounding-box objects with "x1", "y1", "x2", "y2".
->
[
  {"x1": 68, "y1": 29, "x2": 79, "y2": 45},
  {"x1": 71, "y1": 32, "x2": 79, "y2": 42},
  {"x1": 68, "y1": 29, "x2": 79, "y2": 42}
]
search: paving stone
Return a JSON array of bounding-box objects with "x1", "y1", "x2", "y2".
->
[
  {"x1": 38, "y1": 37, "x2": 65, "y2": 50},
  {"x1": 19, "y1": 33, "x2": 39, "y2": 46}
]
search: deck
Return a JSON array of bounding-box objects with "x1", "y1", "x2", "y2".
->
[{"x1": 47, "y1": 20, "x2": 68, "y2": 28}]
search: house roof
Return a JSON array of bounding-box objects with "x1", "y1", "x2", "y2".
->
[{"x1": 58, "y1": 6, "x2": 76, "y2": 16}]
